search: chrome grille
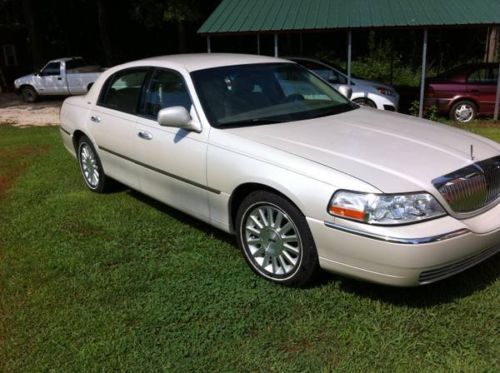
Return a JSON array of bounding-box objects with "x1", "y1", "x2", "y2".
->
[{"x1": 433, "y1": 156, "x2": 500, "y2": 213}]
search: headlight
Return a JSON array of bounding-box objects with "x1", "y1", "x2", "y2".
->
[
  {"x1": 376, "y1": 87, "x2": 393, "y2": 96},
  {"x1": 328, "y1": 191, "x2": 446, "y2": 225}
]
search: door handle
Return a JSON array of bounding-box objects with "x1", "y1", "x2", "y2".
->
[
  {"x1": 57, "y1": 77, "x2": 62, "y2": 81},
  {"x1": 90, "y1": 115, "x2": 101, "y2": 123},
  {"x1": 138, "y1": 131, "x2": 153, "y2": 140}
]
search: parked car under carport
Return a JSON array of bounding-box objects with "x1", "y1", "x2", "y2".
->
[{"x1": 425, "y1": 63, "x2": 499, "y2": 123}]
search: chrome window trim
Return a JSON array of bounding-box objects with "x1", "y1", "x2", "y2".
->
[{"x1": 324, "y1": 221, "x2": 470, "y2": 245}]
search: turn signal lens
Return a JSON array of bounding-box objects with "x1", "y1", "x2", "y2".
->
[{"x1": 329, "y1": 206, "x2": 366, "y2": 221}]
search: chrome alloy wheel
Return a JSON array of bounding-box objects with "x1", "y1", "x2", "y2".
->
[
  {"x1": 454, "y1": 103, "x2": 474, "y2": 123},
  {"x1": 79, "y1": 143, "x2": 100, "y2": 188},
  {"x1": 242, "y1": 203, "x2": 302, "y2": 278}
]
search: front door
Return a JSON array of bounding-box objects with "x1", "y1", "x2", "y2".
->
[
  {"x1": 132, "y1": 68, "x2": 210, "y2": 221},
  {"x1": 36, "y1": 62, "x2": 68, "y2": 95}
]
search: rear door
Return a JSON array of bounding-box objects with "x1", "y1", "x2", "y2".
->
[
  {"x1": 86, "y1": 68, "x2": 150, "y2": 190},
  {"x1": 466, "y1": 66, "x2": 497, "y2": 115},
  {"x1": 132, "y1": 68, "x2": 210, "y2": 221}
]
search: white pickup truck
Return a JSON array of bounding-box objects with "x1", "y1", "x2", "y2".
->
[{"x1": 14, "y1": 57, "x2": 105, "y2": 102}]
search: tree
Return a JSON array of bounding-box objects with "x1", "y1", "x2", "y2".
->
[
  {"x1": 96, "y1": 0, "x2": 113, "y2": 66},
  {"x1": 21, "y1": 0, "x2": 44, "y2": 68},
  {"x1": 131, "y1": 0, "x2": 202, "y2": 53}
]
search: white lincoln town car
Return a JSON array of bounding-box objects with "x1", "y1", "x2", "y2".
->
[{"x1": 59, "y1": 54, "x2": 500, "y2": 287}]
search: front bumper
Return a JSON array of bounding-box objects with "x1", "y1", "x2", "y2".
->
[{"x1": 308, "y1": 202, "x2": 500, "y2": 286}]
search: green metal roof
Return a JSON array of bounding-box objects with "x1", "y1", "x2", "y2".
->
[{"x1": 199, "y1": 0, "x2": 500, "y2": 34}]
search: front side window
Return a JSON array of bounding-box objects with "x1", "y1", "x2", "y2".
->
[
  {"x1": 98, "y1": 69, "x2": 148, "y2": 113},
  {"x1": 191, "y1": 63, "x2": 354, "y2": 127},
  {"x1": 40, "y1": 62, "x2": 60, "y2": 76},
  {"x1": 141, "y1": 69, "x2": 192, "y2": 118}
]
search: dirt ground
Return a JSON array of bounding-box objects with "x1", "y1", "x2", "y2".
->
[{"x1": 0, "y1": 93, "x2": 62, "y2": 127}]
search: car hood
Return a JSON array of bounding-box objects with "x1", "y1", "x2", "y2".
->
[
  {"x1": 353, "y1": 78, "x2": 395, "y2": 91},
  {"x1": 222, "y1": 108, "x2": 500, "y2": 193}
]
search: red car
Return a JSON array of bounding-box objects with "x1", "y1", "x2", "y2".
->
[{"x1": 425, "y1": 63, "x2": 499, "y2": 123}]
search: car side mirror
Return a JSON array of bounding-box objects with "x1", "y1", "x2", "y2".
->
[
  {"x1": 338, "y1": 85, "x2": 352, "y2": 99},
  {"x1": 157, "y1": 106, "x2": 201, "y2": 132}
]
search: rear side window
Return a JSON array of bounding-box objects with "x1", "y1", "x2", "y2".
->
[
  {"x1": 467, "y1": 67, "x2": 496, "y2": 84},
  {"x1": 98, "y1": 69, "x2": 148, "y2": 114},
  {"x1": 140, "y1": 69, "x2": 192, "y2": 118}
]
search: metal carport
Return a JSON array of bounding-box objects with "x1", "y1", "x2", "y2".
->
[{"x1": 199, "y1": 0, "x2": 500, "y2": 119}]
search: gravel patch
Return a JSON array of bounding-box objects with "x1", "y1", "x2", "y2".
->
[{"x1": 0, "y1": 93, "x2": 62, "y2": 127}]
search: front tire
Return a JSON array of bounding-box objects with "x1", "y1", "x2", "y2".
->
[
  {"x1": 353, "y1": 97, "x2": 377, "y2": 108},
  {"x1": 77, "y1": 136, "x2": 110, "y2": 193},
  {"x1": 21, "y1": 86, "x2": 38, "y2": 103},
  {"x1": 450, "y1": 100, "x2": 477, "y2": 123},
  {"x1": 236, "y1": 191, "x2": 319, "y2": 287}
]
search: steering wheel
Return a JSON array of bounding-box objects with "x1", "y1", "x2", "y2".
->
[{"x1": 283, "y1": 93, "x2": 305, "y2": 103}]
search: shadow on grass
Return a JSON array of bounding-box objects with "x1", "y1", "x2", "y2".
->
[
  {"x1": 121, "y1": 184, "x2": 498, "y2": 307},
  {"x1": 328, "y1": 254, "x2": 500, "y2": 308},
  {"x1": 127, "y1": 189, "x2": 237, "y2": 247}
]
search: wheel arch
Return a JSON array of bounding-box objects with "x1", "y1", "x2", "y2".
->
[
  {"x1": 72, "y1": 130, "x2": 90, "y2": 152},
  {"x1": 19, "y1": 84, "x2": 37, "y2": 93},
  {"x1": 228, "y1": 182, "x2": 305, "y2": 232},
  {"x1": 449, "y1": 96, "x2": 479, "y2": 113}
]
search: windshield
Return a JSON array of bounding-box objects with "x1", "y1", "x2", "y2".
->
[{"x1": 191, "y1": 63, "x2": 355, "y2": 127}]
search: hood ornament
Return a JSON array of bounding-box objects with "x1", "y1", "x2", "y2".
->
[{"x1": 470, "y1": 144, "x2": 475, "y2": 161}]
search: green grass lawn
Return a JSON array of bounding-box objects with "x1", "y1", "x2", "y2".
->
[{"x1": 1, "y1": 125, "x2": 499, "y2": 372}]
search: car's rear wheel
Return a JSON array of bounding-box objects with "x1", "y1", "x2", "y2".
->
[
  {"x1": 450, "y1": 100, "x2": 477, "y2": 123},
  {"x1": 236, "y1": 190, "x2": 319, "y2": 287},
  {"x1": 353, "y1": 97, "x2": 377, "y2": 108},
  {"x1": 77, "y1": 136, "x2": 110, "y2": 193},
  {"x1": 21, "y1": 86, "x2": 38, "y2": 103}
]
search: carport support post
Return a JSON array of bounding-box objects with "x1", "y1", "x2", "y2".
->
[
  {"x1": 274, "y1": 33, "x2": 279, "y2": 57},
  {"x1": 494, "y1": 62, "x2": 500, "y2": 120},
  {"x1": 257, "y1": 34, "x2": 261, "y2": 55},
  {"x1": 207, "y1": 36, "x2": 211, "y2": 53},
  {"x1": 347, "y1": 30, "x2": 352, "y2": 87},
  {"x1": 418, "y1": 29, "x2": 428, "y2": 118}
]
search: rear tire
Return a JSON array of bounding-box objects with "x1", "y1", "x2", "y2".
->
[
  {"x1": 236, "y1": 190, "x2": 319, "y2": 287},
  {"x1": 21, "y1": 86, "x2": 38, "y2": 103},
  {"x1": 450, "y1": 100, "x2": 477, "y2": 123},
  {"x1": 77, "y1": 136, "x2": 110, "y2": 193}
]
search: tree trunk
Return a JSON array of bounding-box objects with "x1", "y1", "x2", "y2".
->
[
  {"x1": 177, "y1": 21, "x2": 186, "y2": 53},
  {"x1": 484, "y1": 27, "x2": 499, "y2": 63},
  {"x1": 21, "y1": 0, "x2": 44, "y2": 69},
  {"x1": 97, "y1": 0, "x2": 113, "y2": 66}
]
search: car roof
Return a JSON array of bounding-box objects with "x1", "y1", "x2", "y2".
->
[
  {"x1": 116, "y1": 53, "x2": 293, "y2": 72},
  {"x1": 47, "y1": 57, "x2": 84, "y2": 63}
]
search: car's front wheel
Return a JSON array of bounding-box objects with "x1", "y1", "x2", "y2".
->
[
  {"x1": 21, "y1": 86, "x2": 38, "y2": 103},
  {"x1": 77, "y1": 136, "x2": 110, "y2": 193},
  {"x1": 450, "y1": 100, "x2": 477, "y2": 123},
  {"x1": 236, "y1": 191, "x2": 319, "y2": 287},
  {"x1": 353, "y1": 97, "x2": 377, "y2": 108}
]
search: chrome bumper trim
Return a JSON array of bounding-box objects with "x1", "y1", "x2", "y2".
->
[{"x1": 324, "y1": 221, "x2": 470, "y2": 245}]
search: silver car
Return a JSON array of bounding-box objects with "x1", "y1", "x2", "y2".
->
[
  {"x1": 288, "y1": 57, "x2": 400, "y2": 111},
  {"x1": 59, "y1": 54, "x2": 500, "y2": 287}
]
